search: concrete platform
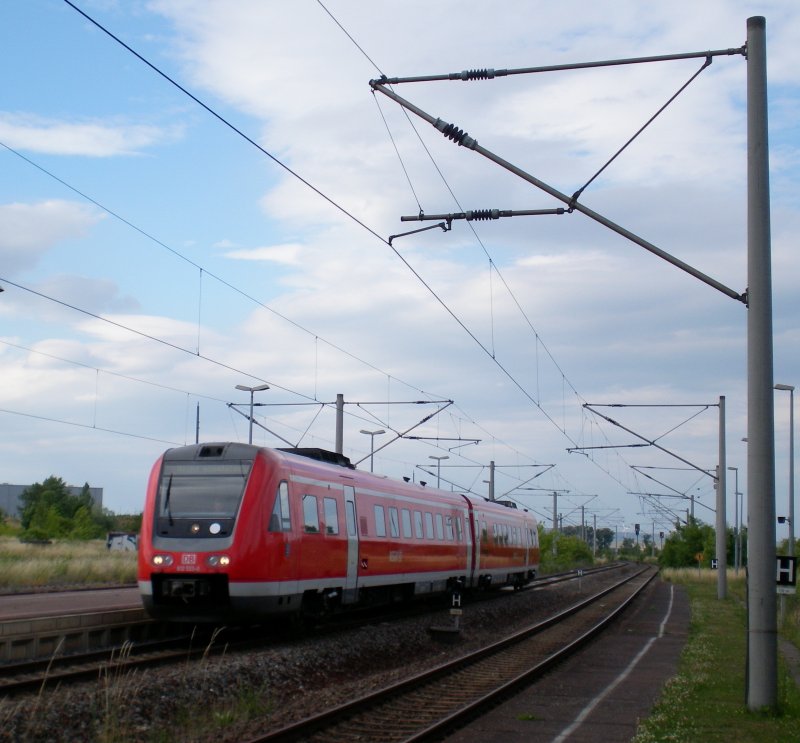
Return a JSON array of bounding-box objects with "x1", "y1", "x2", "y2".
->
[{"x1": 444, "y1": 577, "x2": 690, "y2": 743}]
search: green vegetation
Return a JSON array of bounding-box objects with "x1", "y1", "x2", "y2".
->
[
  {"x1": 539, "y1": 528, "x2": 594, "y2": 570},
  {"x1": 18, "y1": 476, "x2": 112, "y2": 541},
  {"x1": 538, "y1": 523, "x2": 656, "y2": 570},
  {"x1": 659, "y1": 516, "x2": 749, "y2": 570},
  {"x1": 1, "y1": 475, "x2": 141, "y2": 544},
  {"x1": 632, "y1": 571, "x2": 800, "y2": 742}
]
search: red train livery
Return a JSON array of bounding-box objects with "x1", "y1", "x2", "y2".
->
[{"x1": 138, "y1": 443, "x2": 540, "y2": 622}]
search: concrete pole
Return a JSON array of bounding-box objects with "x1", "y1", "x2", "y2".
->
[
  {"x1": 717, "y1": 396, "x2": 728, "y2": 599},
  {"x1": 552, "y1": 492, "x2": 558, "y2": 556},
  {"x1": 746, "y1": 15, "x2": 777, "y2": 711},
  {"x1": 335, "y1": 393, "x2": 344, "y2": 454},
  {"x1": 790, "y1": 388, "x2": 796, "y2": 557},
  {"x1": 488, "y1": 460, "x2": 495, "y2": 500},
  {"x1": 247, "y1": 391, "x2": 255, "y2": 445},
  {"x1": 789, "y1": 388, "x2": 795, "y2": 557},
  {"x1": 729, "y1": 467, "x2": 740, "y2": 574},
  {"x1": 775, "y1": 385, "x2": 795, "y2": 556}
]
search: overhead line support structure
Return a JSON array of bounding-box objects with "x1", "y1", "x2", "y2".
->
[
  {"x1": 374, "y1": 22, "x2": 774, "y2": 708},
  {"x1": 370, "y1": 45, "x2": 747, "y2": 304},
  {"x1": 376, "y1": 47, "x2": 745, "y2": 85}
]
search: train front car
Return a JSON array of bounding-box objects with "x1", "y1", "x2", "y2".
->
[
  {"x1": 138, "y1": 442, "x2": 269, "y2": 622},
  {"x1": 138, "y1": 442, "x2": 540, "y2": 624}
]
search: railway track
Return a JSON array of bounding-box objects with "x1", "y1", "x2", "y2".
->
[
  {"x1": 0, "y1": 629, "x2": 227, "y2": 696},
  {"x1": 243, "y1": 564, "x2": 657, "y2": 743},
  {"x1": 0, "y1": 563, "x2": 627, "y2": 700}
]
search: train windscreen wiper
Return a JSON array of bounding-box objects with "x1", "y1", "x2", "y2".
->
[{"x1": 164, "y1": 474, "x2": 174, "y2": 526}]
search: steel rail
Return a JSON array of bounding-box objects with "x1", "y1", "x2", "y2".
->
[{"x1": 245, "y1": 565, "x2": 655, "y2": 742}]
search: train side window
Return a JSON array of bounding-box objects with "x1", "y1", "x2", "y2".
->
[
  {"x1": 435, "y1": 513, "x2": 444, "y2": 540},
  {"x1": 445, "y1": 515, "x2": 454, "y2": 541},
  {"x1": 323, "y1": 497, "x2": 339, "y2": 535},
  {"x1": 455, "y1": 517, "x2": 463, "y2": 542},
  {"x1": 401, "y1": 509, "x2": 412, "y2": 538},
  {"x1": 303, "y1": 494, "x2": 320, "y2": 533},
  {"x1": 424, "y1": 512, "x2": 434, "y2": 539},
  {"x1": 413, "y1": 510, "x2": 424, "y2": 539},
  {"x1": 388, "y1": 507, "x2": 400, "y2": 538},
  {"x1": 374, "y1": 505, "x2": 386, "y2": 537},
  {"x1": 269, "y1": 482, "x2": 291, "y2": 532},
  {"x1": 481, "y1": 520, "x2": 488, "y2": 543}
]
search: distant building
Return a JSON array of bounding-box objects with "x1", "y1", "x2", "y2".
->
[{"x1": 0, "y1": 483, "x2": 103, "y2": 519}]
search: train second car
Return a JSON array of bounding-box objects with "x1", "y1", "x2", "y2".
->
[{"x1": 138, "y1": 443, "x2": 539, "y2": 623}]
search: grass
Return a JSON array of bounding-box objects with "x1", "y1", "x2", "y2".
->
[
  {"x1": 0, "y1": 536, "x2": 137, "y2": 589},
  {"x1": 632, "y1": 569, "x2": 800, "y2": 742}
]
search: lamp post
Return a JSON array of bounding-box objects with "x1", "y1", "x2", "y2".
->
[
  {"x1": 775, "y1": 384, "x2": 795, "y2": 556},
  {"x1": 359, "y1": 429, "x2": 385, "y2": 472},
  {"x1": 235, "y1": 383, "x2": 270, "y2": 444},
  {"x1": 429, "y1": 455, "x2": 449, "y2": 488}
]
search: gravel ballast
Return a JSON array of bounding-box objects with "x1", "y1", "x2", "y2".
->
[{"x1": 0, "y1": 567, "x2": 634, "y2": 742}]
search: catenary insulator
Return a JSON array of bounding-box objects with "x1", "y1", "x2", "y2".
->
[
  {"x1": 465, "y1": 210, "x2": 500, "y2": 221},
  {"x1": 433, "y1": 119, "x2": 477, "y2": 149},
  {"x1": 460, "y1": 68, "x2": 495, "y2": 80}
]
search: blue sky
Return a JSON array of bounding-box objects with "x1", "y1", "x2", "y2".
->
[{"x1": 1, "y1": 1, "x2": 798, "y2": 542}]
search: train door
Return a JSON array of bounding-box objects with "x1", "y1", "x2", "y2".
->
[
  {"x1": 462, "y1": 506, "x2": 475, "y2": 587},
  {"x1": 342, "y1": 485, "x2": 359, "y2": 604}
]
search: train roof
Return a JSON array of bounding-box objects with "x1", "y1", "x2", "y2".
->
[
  {"x1": 163, "y1": 444, "x2": 536, "y2": 523},
  {"x1": 276, "y1": 447, "x2": 355, "y2": 468}
]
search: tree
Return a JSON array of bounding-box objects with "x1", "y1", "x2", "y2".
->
[
  {"x1": 539, "y1": 525, "x2": 594, "y2": 570},
  {"x1": 595, "y1": 527, "x2": 615, "y2": 552},
  {"x1": 19, "y1": 476, "x2": 108, "y2": 541},
  {"x1": 19, "y1": 476, "x2": 73, "y2": 530},
  {"x1": 69, "y1": 505, "x2": 105, "y2": 540},
  {"x1": 659, "y1": 517, "x2": 716, "y2": 568}
]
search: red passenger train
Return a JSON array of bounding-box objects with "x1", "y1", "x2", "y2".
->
[{"x1": 138, "y1": 443, "x2": 540, "y2": 623}]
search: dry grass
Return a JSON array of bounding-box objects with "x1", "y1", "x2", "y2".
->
[{"x1": 0, "y1": 537, "x2": 137, "y2": 589}]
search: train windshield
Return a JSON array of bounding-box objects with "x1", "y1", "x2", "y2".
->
[{"x1": 158, "y1": 460, "x2": 252, "y2": 519}]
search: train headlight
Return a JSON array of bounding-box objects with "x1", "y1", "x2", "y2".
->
[
  {"x1": 153, "y1": 554, "x2": 173, "y2": 567},
  {"x1": 206, "y1": 555, "x2": 231, "y2": 567}
]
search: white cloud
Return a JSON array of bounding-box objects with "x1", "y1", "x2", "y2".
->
[
  {"x1": 221, "y1": 242, "x2": 304, "y2": 266},
  {"x1": 0, "y1": 113, "x2": 181, "y2": 157},
  {"x1": 0, "y1": 200, "x2": 104, "y2": 273}
]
